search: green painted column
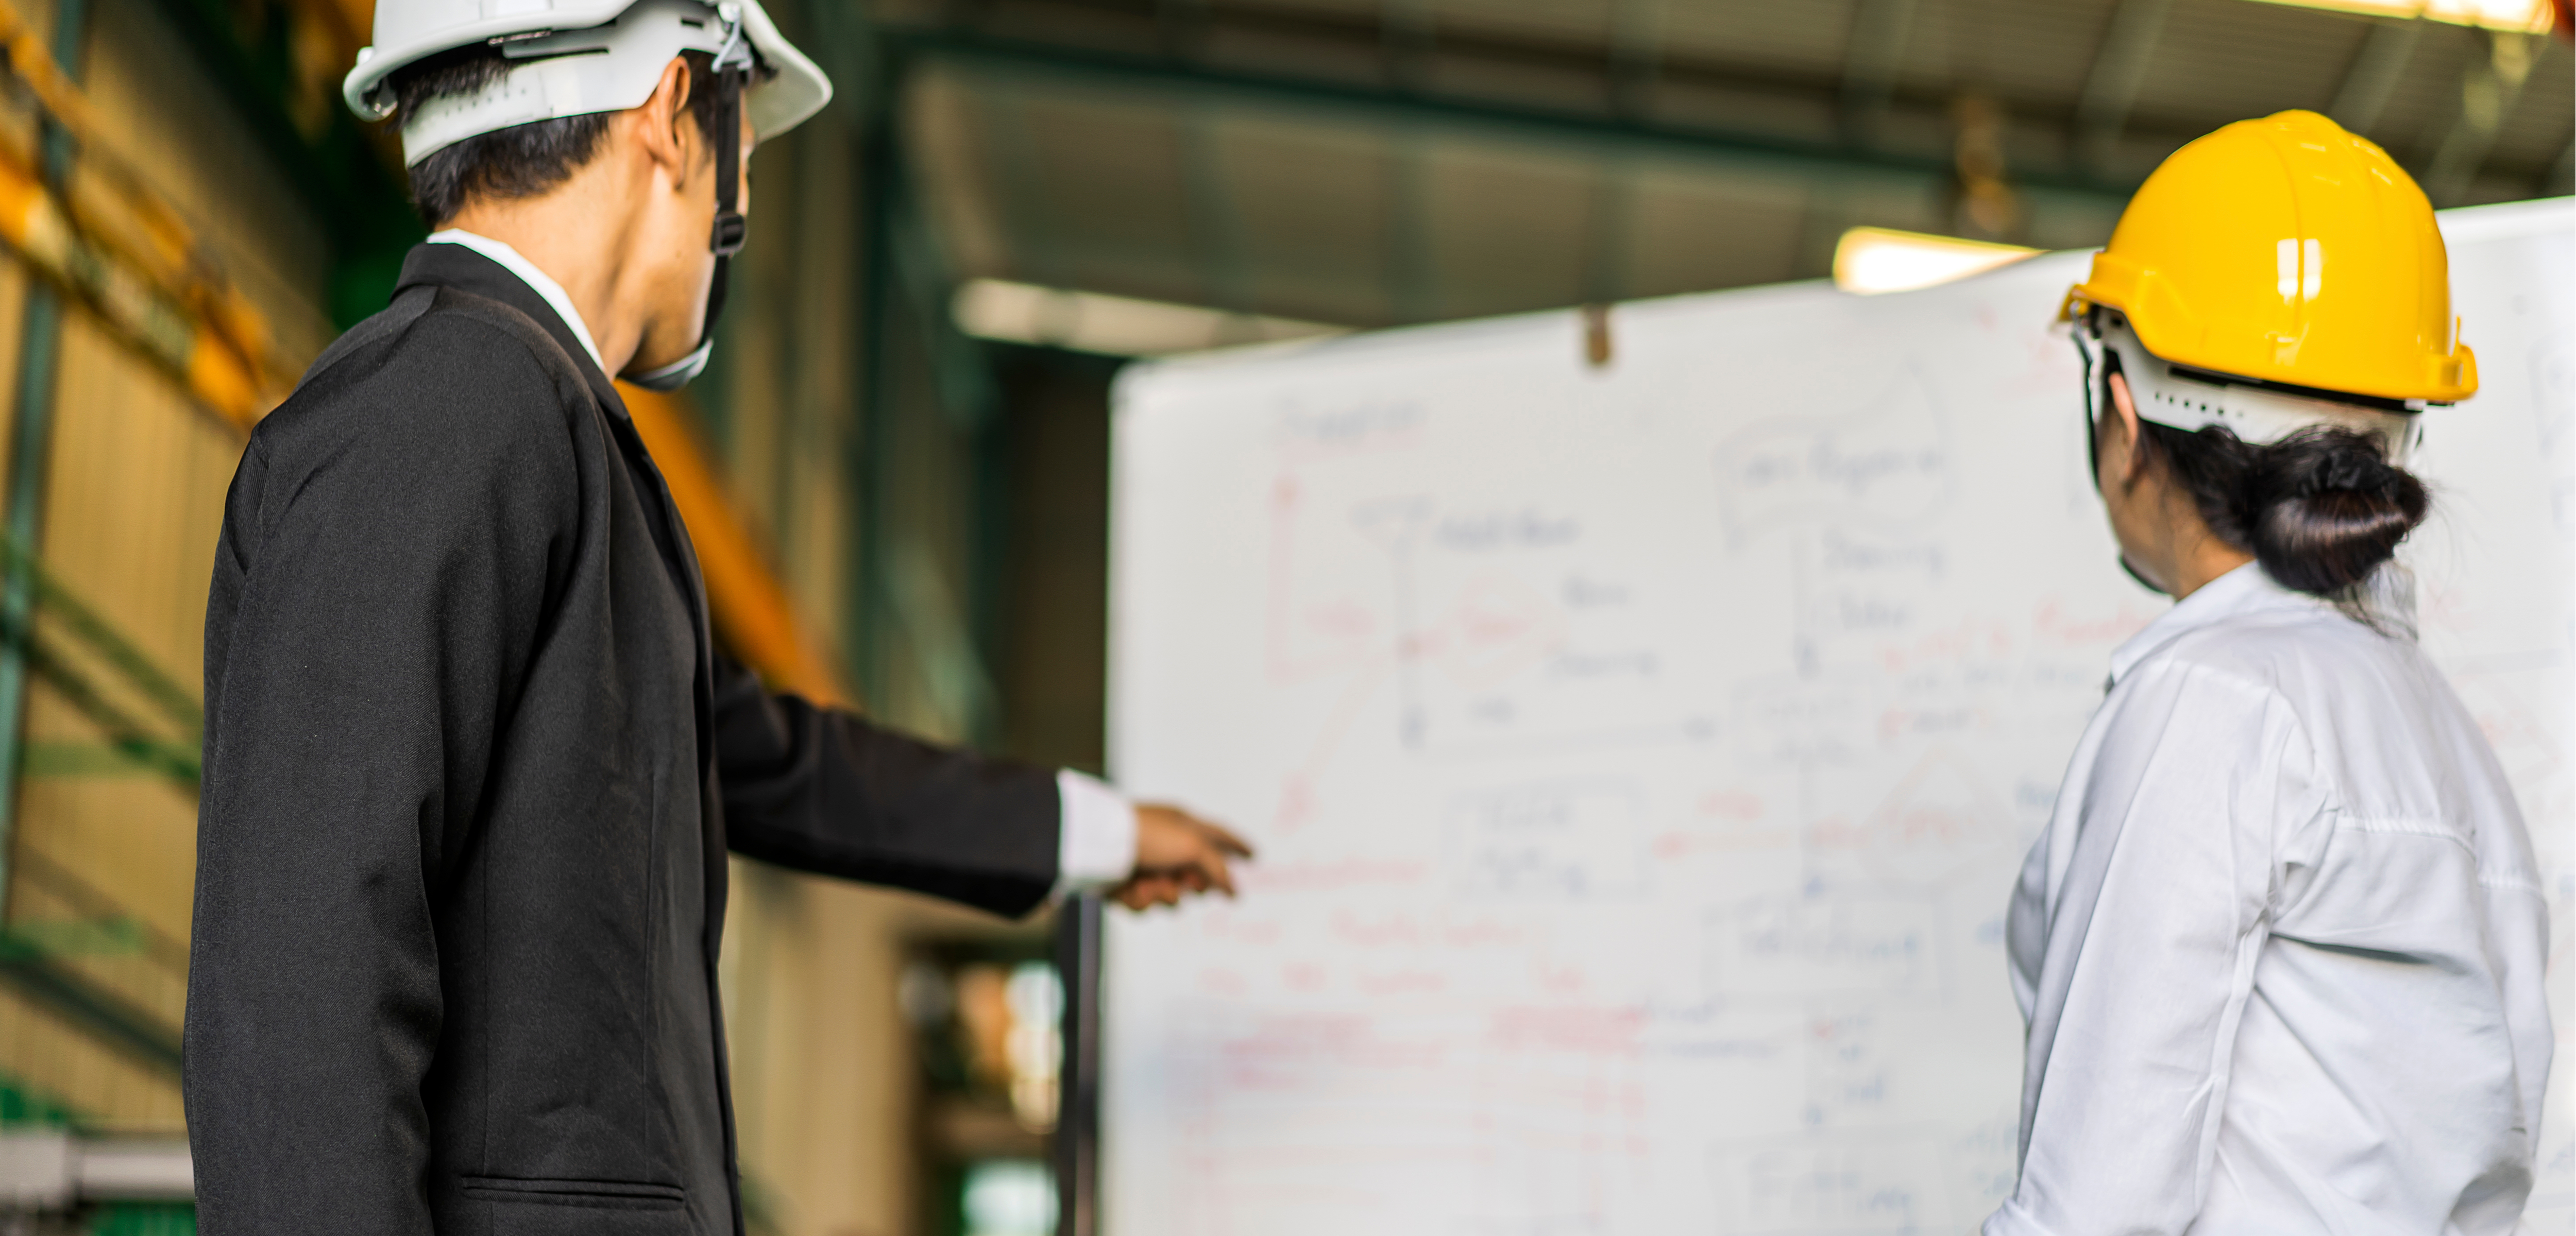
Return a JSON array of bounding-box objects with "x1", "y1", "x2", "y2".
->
[
  {"x1": 0, "y1": 0, "x2": 95, "y2": 921},
  {"x1": 852, "y1": 49, "x2": 901, "y2": 714}
]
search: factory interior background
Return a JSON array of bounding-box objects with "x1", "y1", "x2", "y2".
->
[{"x1": 0, "y1": 0, "x2": 2563, "y2": 1231}]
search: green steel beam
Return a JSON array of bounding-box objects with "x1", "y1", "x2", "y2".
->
[
  {"x1": 851, "y1": 33, "x2": 1015, "y2": 743},
  {"x1": 1178, "y1": 105, "x2": 1250, "y2": 314},
  {"x1": 985, "y1": 79, "x2": 1068, "y2": 294},
  {"x1": 0, "y1": 951, "x2": 183, "y2": 1074},
  {"x1": 0, "y1": 0, "x2": 93, "y2": 931},
  {"x1": 89, "y1": 1201, "x2": 198, "y2": 1235},
  {"x1": 0, "y1": 530, "x2": 206, "y2": 794},
  {"x1": 0, "y1": 1069, "x2": 81, "y2": 1127},
  {"x1": 9, "y1": 630, "x2": 200, "y2": 788},
  {"x1": 853, "y1": 52, "x2": 901, "y2": 712},
  {"x1": 0, "y1": 853, "x2": 188, "y2": 1077},
  {"x1": 0, "y1": 536, "x2": 199, "y2": 742},
  {"x1": 886, "y1": 186, "x2": 999, "y2": 432},
  {"x1": 878, "y1": 26, "x2": 2141, "y2": 208},
  {"x1": 1386, "y1": 127, "x2": 1436, "y2": 324},
  {"x1": 21, "y1": 743, "x2": 160, "y2": 778}
]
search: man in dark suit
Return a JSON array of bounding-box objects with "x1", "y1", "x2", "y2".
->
[{"x1": 184, "y1": 5, "x2": 1247, "y2": 1232}]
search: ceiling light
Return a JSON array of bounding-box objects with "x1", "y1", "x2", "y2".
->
[
  {"x1": 1833, "y1": 227, "x2": 2042, "y2": 296},
  {"x1": 951, "y1": 279, "x2": 1348, "y2": 358},
  {"x1": 2239, "y1": 0, "x2": 2557, "y2": 31}
]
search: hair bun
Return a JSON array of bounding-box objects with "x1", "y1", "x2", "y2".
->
[
  {"x1": 2245, "y1": 428, "x2": 2429, "y2": 596},
  {"x1": 2286, "y1": 448, "x2": 2406, "y2": 502}
]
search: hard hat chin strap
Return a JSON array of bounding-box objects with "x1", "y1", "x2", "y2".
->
[
  {"x1": 627, "y1": 7, "x2": 751, "y2": 393},
  {"x1": 2068, "y1": 319, "x2": 2113, "y2": 490}
]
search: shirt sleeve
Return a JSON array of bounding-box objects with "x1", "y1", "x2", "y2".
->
[
  {"x1": 711, "y1": 653, "x2": 1066, "y2": 917},
  {"x1": 1053, "y1": 769, "x2": 1140, "y2": 894},
  {"x1": 1985, "y1": 659, "x2": 2323, "y2": 1236}
]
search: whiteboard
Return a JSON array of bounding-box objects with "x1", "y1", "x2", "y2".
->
[{"x1": 1104, "y1": 199, "x2": 2575, "y2": 1235}]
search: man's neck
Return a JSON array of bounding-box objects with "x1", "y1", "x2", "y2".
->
[
  {"x1": 445, "y1": 168, "x2": 652, "y2": 377},
  {"x1": 429, "y1": 230, "x2": 606, "y2": 372}
]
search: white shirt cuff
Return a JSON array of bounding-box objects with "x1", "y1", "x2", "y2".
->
[{"x1": 1054, "y1": 770, "x2": 1139, "y2": 896}]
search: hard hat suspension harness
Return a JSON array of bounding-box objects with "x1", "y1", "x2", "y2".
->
[
  {"x1": 626, "y1": 5, "x2": 751, "y2": 392},
  {"x1": 2068, "y1": 307, "x2": 2420, "y2": 469}
]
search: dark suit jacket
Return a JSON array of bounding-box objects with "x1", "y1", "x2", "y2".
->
[{"x1": 184, "y1": 243, "x2": 1062, "y2": 1235}]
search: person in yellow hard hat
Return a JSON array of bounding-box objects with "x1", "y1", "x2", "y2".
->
[{"x1": 1985, "y1": 111, "x2": 2549, "y2": 1234}]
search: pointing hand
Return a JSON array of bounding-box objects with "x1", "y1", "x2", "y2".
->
[{"x1": 1112, "y1": 805, "x2": 1254, "y2": 911}]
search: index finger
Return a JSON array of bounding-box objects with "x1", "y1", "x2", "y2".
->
[{"x1": 1199, "y1": 820, "x2": 1256, "y2": 860}]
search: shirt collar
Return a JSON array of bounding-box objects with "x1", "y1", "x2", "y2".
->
[
  {"x1": 426, "y1": 229, "x2": 608, "y2": 375},
  {"x1": 2105, "y1": 562, "x2": 2321, "y2": 685}
]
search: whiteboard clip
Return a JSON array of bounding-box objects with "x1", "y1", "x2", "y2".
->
[{"x1": 1582, "y1": 303, "x2": 1614, "y2": 369}]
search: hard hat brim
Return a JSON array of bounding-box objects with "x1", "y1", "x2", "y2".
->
[
  {"x1": 735, "y1": 0, "x2": 830, "y2": 143},
  {"x1": 2064, "y1": 278, "x2": 2478, "y2": 405}
]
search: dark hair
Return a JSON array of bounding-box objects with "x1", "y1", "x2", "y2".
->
[
  {"x1": 388, "y1": 45, "x2": 726, "y2": 227},
  {"x1": 2140, "y1": 419, "x2": 2430, "y2": 599}
]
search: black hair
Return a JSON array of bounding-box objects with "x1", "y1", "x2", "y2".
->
[
  {"x1": 387, "y1": 44, "x2": 727, "y2": 228},
  {"x1": 2138, "y1": 419, "x2": 2430, "y2": 600},
  {"x1": 2084, "y1": 310, "x2": 2430, "y2": 607}
]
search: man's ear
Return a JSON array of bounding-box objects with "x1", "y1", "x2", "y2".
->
[
  {"x1": 2104, "y1": 369, "x2": 2149, "y2": 485},
  {"x1": 635, "y1": 56, "x2": 697, "y2": 185}
]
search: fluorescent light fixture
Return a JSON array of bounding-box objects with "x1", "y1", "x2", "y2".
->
[
  {"x1": 951, "y1": 279, "x2": 1348, "y2": 358},
  {"x1": 2240, "y1": 0, "x2": 2556, "y2": 30},
  {"x1": 1833, "y1": 227, "x2": 2042, "y2": 296}
]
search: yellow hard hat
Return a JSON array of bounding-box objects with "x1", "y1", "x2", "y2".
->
[{"x1": 2060, "y1": 110, "x2": 2475, "y2": 405}]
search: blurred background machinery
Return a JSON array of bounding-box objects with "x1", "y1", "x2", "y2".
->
[{"x1": 0, "y1": 0, "x2": 2554, "y2": 1233}]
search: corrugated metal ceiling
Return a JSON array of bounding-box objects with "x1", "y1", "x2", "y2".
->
[{"x1": 885, "y1": 0, "x2": 2573, "y2": 330}]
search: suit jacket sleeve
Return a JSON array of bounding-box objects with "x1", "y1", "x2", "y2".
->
[
  {"x1": 711, "y1": 653, "x2": 1062, "y2": 917},
  {"x1": 184, "y1": 317, "x2": 582, "y2": 1236}
]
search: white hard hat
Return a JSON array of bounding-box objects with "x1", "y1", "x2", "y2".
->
[{"x1": 343, "y1": 0, "x2": 832, "y2": 166}]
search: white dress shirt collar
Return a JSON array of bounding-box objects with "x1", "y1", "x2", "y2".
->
[
  {"x1": 426, "y1": 229, "x2": 608, "y2": 376},
  {"x1": 2105, "y1": 562, "x2": 2318, "y2": 685}
]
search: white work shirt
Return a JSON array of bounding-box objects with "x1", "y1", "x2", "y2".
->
[
  {"x1": 423, "y1": 230, "x2": 1140, "y2": 895},
  {"x1": 1986, "y1": 563, "x2": 2551, "y2": 1234}
]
